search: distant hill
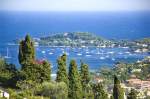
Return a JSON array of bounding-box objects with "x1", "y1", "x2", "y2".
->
[{"x1": 38, "y1": 32, "x2": 113, "y2": 47}]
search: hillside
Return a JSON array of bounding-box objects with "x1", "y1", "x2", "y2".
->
[{"x1": 38, "y1": 32, "x2": 113, "y2": 47}]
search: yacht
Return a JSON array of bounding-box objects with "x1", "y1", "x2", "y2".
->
[
  {"x1": 42, "y1": 51, "x2": 46, "y2": 54},
  {"x1": 77, "y1": 53, "x2": 82, "y2": 56},
  {"x1": 49, "y1": 52, "x2": 54, "y2": 55},
  {"x1": 100, "y1": 57, "x2": 105, "y2": 60},
  {"x1": 86, "y1": 54, "x2": 91, "y2": 57},
  {"x1": 4, "y1": 48, "x2": 11, "y2": 59}
]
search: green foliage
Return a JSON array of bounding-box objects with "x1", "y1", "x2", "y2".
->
[
  {"x1": 0, "y1": 58, "x2": 18, "y2": 87},
  {"x1": 113, "y1": 75, "x2": 124, "y2": 99},
  {"x1": 39, "y1": 32, "x2": 112, "y2": 47},
  {"x1": 84, "y1": 84, "x2": 94, "y2": 99},
  {"x1": 20, "y1": 61, "x2": 51, "y2": 84},
  {"x1": 7, "y1": 88, "x2": 46, "y2": 99},
  {"x1": 80, "y1": 61, "x2": 91, "y2": 98},
  {"x1": 56, "y1": 54, "x2": 69, "y2": 86},
  {"x1": 16, "y1": 80, "x2": 36, "y2": 90},
  {"x1": 141, "y1": 64, "x2": 150, "y2": 80},
  {"x1": 18, "y1": 34, "x2": 35, "y2": 66},
  {"x1": 80, "y1": 62, "x2": 90, "y2": 89},
  {"x1": 36, "y1": 81, "x2": 68, "y2": 99},
  {"x1": 18, "y1": 35, "x2": 51, "y2": 85},
  {"x1": 92, "y1": 83, "x2": 108, "y2": 99},
  {"x1": 68, "y1": 60, "x2": 83, "y2": 99},
  {"x1": 127, "y1": 89, "x2": 137, "y2": 99}
]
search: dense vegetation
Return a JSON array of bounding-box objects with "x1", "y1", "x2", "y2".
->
[
  {"x1": 97, "y1": 57, "x2": 150, "y2": 84},
  {"x1": 39, "y1": 32, "x2": 113, "y2": 47},
  {"x1": 1, "y1": 35, "x2": 150, "y2": 99}
]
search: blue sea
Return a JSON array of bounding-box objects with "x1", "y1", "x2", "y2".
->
[{"x1": 0, "y1": 11, "x2": 150, "y2": 72}]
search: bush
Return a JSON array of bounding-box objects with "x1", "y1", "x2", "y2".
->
[{"x1": 36, "y1": 81, "x2": 68, "y2": 99}]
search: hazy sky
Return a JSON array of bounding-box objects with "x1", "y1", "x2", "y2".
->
[{"x1": 0, "y1": 0, "x2": 150, "y2": 11}]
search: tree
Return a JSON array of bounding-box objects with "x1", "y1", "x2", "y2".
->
[
  {"x1": 80, "y1": 61, "x2": 90, "y2": 98},
  {"x1": 56, "y1": 54, "x2": 68, "y2": 86},
  {"x1": 68, "y1": 60, "x2": 82, "y2": 99},
  {"x1": 18, "y1": 34, "x2": 35, "y2": 67},
  {"x1": 20, "y1": 60, "x2": 51, "y2": 84},
  {"x1": 127, "y1": 89, "x2": 137, "y2": 99},
  {"x1": 92, "y1": 83, "x2": 108, "y2": 99},
  {"x1": 18, "y1": 35, "x2": 51, "y2": 84},
  {"x1": 0, "y1": 58, "x2": 18, "y2": 87},
  {"x1": 113, "y1": 75, "x2": 124, "y2": 99}
]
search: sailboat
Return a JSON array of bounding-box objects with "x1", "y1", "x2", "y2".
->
[
  {"x1": 96, "y1": 48, "x2": 101, "y2": 55},
  {"x1": 4, "y1": 48, "x2": 11, "y2": 59},
  {"x1": 77, "y1": 53, "x2": 82, "y2": 56}
]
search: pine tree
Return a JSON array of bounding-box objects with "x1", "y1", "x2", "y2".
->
[
  {"x1": 18, "y1": 34, "x2": 51, "y2": 84},
  {"x1": 56, "y1": 54, "x2": 68, "y2": 86},
  {"x1": 68, "y1": 60, "x2": 82, "y2": 99},
  {"x1": 127, "y1": 89, "x2": 137, "y2": 99},
  {"x1": 18, "y1": 34, "x2": 35, "y2": 67},
  {"x1": 113, "y1": 75, "x2": 124, "y2": 99},
  {"x1": 93, "y1": 83, "x2": 108, "y2": 99},
  {"x1": 80, "y1": 61, "x2": 90, "y2": 98}
]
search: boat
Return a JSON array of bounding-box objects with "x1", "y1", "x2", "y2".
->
[
  {"x1": 108, "y1": 51, "x2": 114, "y2": 54},
  {"x1": 86, "y1": 51, "x2": 90, "y2": 54},
  {"x1": 134, "y1": 49, "x2": 141, "y2": 53},
  {"x1": 42, "y1": 50, "x2": 46, "y2": 53},
  {"x1": 100, "y1": 57, "x2": 105, "y2": 60},
  {"x1": 77, "y1": 53, "x2": 82, "y2": 56},
  {"x1": 122, "y1": 47, "x2": 129, "y2": 49},
  {"x1": 86, "y1": 54, "x2": 91, "y2": 57},
  {"x1": 106, "y1": 55, "x2": 109, "y2": 58},
  {"x1": 125, "y1": 51, "x2": 130, "y2": 54},
  {"x1": 49, "y1": 52, "x2": 54, "y2": 55},
  {"x1": 4, "y1": 48, "x2": 11, "y2": 59},
  {"x1": 96, "y1": 48, "x2": 101, "y2": 54}
]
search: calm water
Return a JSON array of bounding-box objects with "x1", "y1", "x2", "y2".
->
[
  {"x1": 0, "y1": 45, "x2": 149, "y2": 72},
  {"x1": 0, "y1": 11, "x2": 150, "y2": 72}
]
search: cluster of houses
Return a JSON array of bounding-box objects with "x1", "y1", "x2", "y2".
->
[
  {"x1": 124, "y1": 75, "x2": 150, "y2": 98},
  {"x1": 93, "y1": 74, "x2": 150, "y2": 99}
]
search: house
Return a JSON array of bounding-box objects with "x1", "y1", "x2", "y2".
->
[{"x1": 0, "y1": 89, "x2": 9, "y2": 99}]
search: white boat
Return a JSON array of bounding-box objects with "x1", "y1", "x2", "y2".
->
[
  {"x1": 122, "y1": 47, "x2": 129, "y2": 49},
  {"x1": 96, "y1": 48, "x2": 101, "y2": 54},
  {"x1": 86, "y1": 51, "x2": 90, "y2": 54},
  {"x1": 108, "y1": 51, "x2": 114, "y2": 54},
  {"x1": 86, "y1": 55, "x2": 91, "y2": 57},
  {"x1": 77, "y1": 53, "x2": 82, "y2": 56},
  {"x1": 118, "y1": 52, "x2": 123, "y2": 55},
  {"x1": 42, "y1": 51, "x2": 46, "y2": 54},
  {"x1": 134, "y1": 49, "x2": 141, "y2": 53},
  {"x1": 4, "y1": 48, "x2": 11, "y2": 59},
  {"x1": 106, "y1": 55, "x2": 109, "y2": 58},
  {"x1": 49, "y1": 52, "x2": 54, "y2": 55},
  {"x1": 100, "y1": 57, "x2": 105, "y2": 60},
  {"x1": 125, "y1": 52, "x2": 130, "y2": 54}
]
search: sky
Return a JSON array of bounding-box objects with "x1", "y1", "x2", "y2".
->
[{"x1": 0, "y1": 0, "x2": 150, "y2": 11}]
